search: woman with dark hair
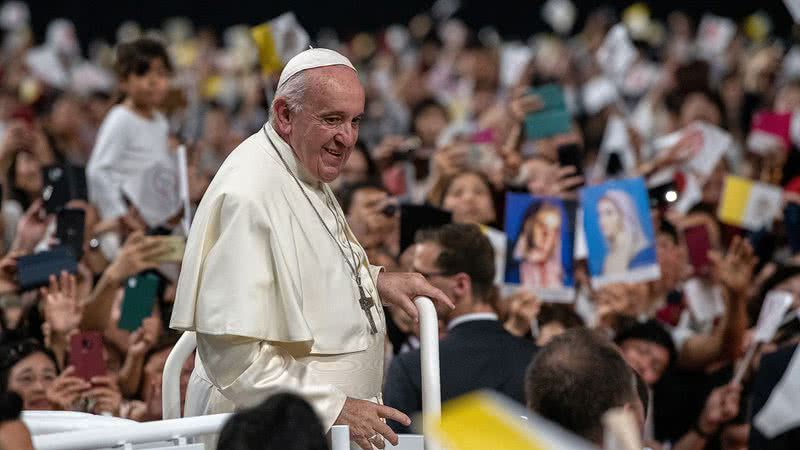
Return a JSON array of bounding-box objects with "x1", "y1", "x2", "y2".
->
[
  {"x1": 217, "y1": 392, "x2": 328, "y2": 450},
  {"x1": 0, "y1": 339, "x2": 64, "y2": 410},
  {"x1": 430, "y1": 170, "x2": 497, "y2": 226},
  {"x1": 0, "y1": 338, "x2": 121, "y2": 415}
]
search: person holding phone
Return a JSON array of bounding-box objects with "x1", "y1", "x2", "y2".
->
[{"x1": 171, "y1": 48, "x2": 453, "y2": 450}]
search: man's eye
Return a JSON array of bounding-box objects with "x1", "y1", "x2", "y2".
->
[
  {"x1": 324, "y1": 117, "x2": 340, "y2": 125},
  {"x1": 352, "y1": 117, "x2": 362, "y2": 126}
]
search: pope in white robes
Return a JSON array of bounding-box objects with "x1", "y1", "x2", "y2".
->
[{"x1": 170, "y1": 48, "x2": 451, "y2": 450}]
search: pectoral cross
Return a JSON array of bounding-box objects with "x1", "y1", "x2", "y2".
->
[{"x1": 358, "y1": 286, "x2": 378, "y2": 334}]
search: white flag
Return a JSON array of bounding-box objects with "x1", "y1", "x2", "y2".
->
[
  {"x1": 597, "y1": 24, "x2": 637, "y2": 84},
  {"x1": 499, "y1": 43, "x2": 533, "y2": 87},
  {"x1": 121, "y1": 151, "x2": 182, "y2": 228},
  {"x1": 696, "y1": 14, "x2": 736, "y2": 59},
  {"x1": 753, "y1": 291, "x2": 794, "y2": 343},
  {"x1": 785, "y1": 0, "x2": 800, "y2": 23},
  {"x1": 754, "y1": 346, "x2": 800, "y2": 438}
]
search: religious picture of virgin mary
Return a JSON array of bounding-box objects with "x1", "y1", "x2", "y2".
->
[
  {"x1": 504, "y1": 192, "x2": 575, "y2": 302},
  {"x1": 582, "y1": 177, "x2": 660, "y2": 287}
]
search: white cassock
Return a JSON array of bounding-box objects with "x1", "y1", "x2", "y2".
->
[{"x1": 170, "y1": 123, "x2": 386, "y2": 445}]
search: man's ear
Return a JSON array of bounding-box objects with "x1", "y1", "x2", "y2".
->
[
  {"x1": 272, "y1": 98, "x2": 293, "y2": 135},
  {"x1": 452, "y1": 272, "x2": 472, "y2": 300}
]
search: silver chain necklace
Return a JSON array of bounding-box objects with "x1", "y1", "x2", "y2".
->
[{"x1": 262, "y1": 126, "x2": 378, "y2": 333}]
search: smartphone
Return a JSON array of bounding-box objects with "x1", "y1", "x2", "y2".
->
[
  {"x1": 150, "y1": 236, "x2": 186, "y2": 263},
  {"x1": 56, "y1": 208, "x2": 85, "y2": 260},
  {"x1": 41, "y1": 164, "x2": 87, "y2": 214},
  {"x1": 557, "y1": 144, "x2": 585, "y2": 180},
  {"x1": 684, "y1": 224, "x2": 712, "y2": 277},
  {"x1": 119, "y1": 273, "x2": 160, "y2": 331},
  {"x1": 15, "y1": 247, "x2": 78, "y2": 291},
  {"x1": 648, "y1": 181, "x2": 679, "y2": 210},
  {"x1": 69, "y1": 332, "x2": 106, "y2": 381}
]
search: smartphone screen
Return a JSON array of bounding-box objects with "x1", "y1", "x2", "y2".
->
[
  {"x1": 119, "y1": 273, "x2": 160, "y2": 331},
  {"x1": 15, "y1": 247, "x2": 78, "y2": 292},
  {"x1": 151, "y1": 236, "x2": 186, "y2": 263},
  {"x1": 684, "y1": 224, "x2": 712, "y2": 277},
  {"x1": 56, "y1": 208, "x2": 86, "y2": 260},
  {"x1": 69, "y1": 332, "x2": 106, "y2": 381},
  {"x1": 557, "y1": 144, "x2": 584, "y2": 179}
]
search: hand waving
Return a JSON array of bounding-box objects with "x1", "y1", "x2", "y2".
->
[
  {"x1": 708, "y1": 236, "x2": 757, "y2": 298},
  {"x1": 41, "y1": 271, "x2": 82, "y2": 336}
]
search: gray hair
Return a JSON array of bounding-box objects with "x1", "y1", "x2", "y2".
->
[{"x1": 269, "y1": 71, "x2": 308, "y2": 127}]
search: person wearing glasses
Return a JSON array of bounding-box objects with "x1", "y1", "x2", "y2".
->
[{"x1": 383, "y1": 223, "x2": 537, "y2": 433}]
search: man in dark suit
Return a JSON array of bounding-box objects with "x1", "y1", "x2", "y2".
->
[{"x1": 383, "y1": 223, "x2": 537, "y2": 433}]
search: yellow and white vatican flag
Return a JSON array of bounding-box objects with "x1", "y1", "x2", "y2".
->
[
  {"x1": 426, "y1": 391, "x2": 597, "y2": 450},
  {"x1": 250, "y1": 12, "x2": 309, "y2": 75},
  {"x1": 717, "y1": 176, "x2": 783, "y2": 231}
]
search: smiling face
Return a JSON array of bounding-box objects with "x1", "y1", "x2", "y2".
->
[
  {"x1": 276, "y1": 66, "x2": 366, "y2": 184},
  {"x1": 7, "y1": 352, "x2": 57, "y2": 410},
  {"x1": 442, "y1": 172, "x2": 496, "y2": 225},
  {"x1": 598, "y1": 198, "x2": 623, "y2": 240}
]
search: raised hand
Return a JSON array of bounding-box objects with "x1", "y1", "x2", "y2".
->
[
  {"x1": 86, "y1": 374, "x2": 122, "y2": 416},
  {"x1": 696, "y1": 383, "x2": 742, "y2": 437},
  {"x1": 708, "y1": 236, "x2": 757, "y2": 297},
  {"x1": 41, "y1": 271, "x2": 82, "y2": 336},
  {"x1": 128, "y1": 316, "x2": 160, "y2": 357},
  {"x1": 105, "y1": 231, "x2": 168, "y2": 282},
  {"x1": 12, "y1": 199, "x2": 53, "y2": 253},
  {"x1": 45, "y1": 366, "x2": 90, "y2": 411}
]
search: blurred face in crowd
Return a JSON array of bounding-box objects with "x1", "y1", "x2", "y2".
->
[
  {"x1": 598, "y1": 198, "x2": 623, "y2": 240},
  {"x1": 276, "y1": 66, "x2": 365, "y2": 184},
  {"x1": 442, "y1": 172, "x2": 496, "y2": 225},
  {"x1": 775, "y1": 84, "x2": 800, "y2": 113},
  {"x1": 340, "y1": 146, "x2": 369, "y2": 185},
  {"x1": 202, "y1": 108, "x2": 230, "y2": 149},
  {"x1": 49, "y1": 96, "x2": 83, "y2": 136},
  {"x1": 679, "y1": 92, "x2": 721, "y2": 127},
  {"x1": 141, "y1": 346, "x2": 194, "y2": 416},
  {"x1": 654, "y1": 232, "x2": 687, "y2": 293},
  {"x1": 14, "y1": 152, "x2": 43, "y2": 196},
  {"x1": 346, "y1": 186, "x2": 397, "y2": 247},
  {"x1": 619, "y1": 338, "x2": 670, "y2": 386},
  {"x1": 702, "y1": 161, "x2": 727, "y2": 206},
  {"x1": 122, "y1": 57, "x2": 171, "y2": 110},
  {"x1": 413, "y1": 104, "x2": 448, "y2": 149},
  {"x1": 7, "y1": 352, "x2": 57, "y2": 410}
]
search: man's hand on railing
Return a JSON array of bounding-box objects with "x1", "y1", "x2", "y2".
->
[{"x1": 335, "y1": 397, "x2": 411, "y2": 450}]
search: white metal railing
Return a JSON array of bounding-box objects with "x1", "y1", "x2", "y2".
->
[
  {"x1": 22, "y1": 410, "x2": 136, "y2": 435},
  {"x1": 31, "y1": 413, "x2": 231, "y2": 450},
  {"x1": 162, "y1": 330, "x2": 197, "y2": 420},
  {"x1": 415, "y1": 296, "x2": 442, "y2": 450},
  {"x1": 23, "y1": 296, "x2": 440, "y2": 450}
]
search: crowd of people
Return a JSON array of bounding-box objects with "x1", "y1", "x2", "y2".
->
[{"x1": 0, "y1": 0, "x2": 800, "y2": 448}]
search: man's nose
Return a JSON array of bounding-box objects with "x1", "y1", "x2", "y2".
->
[{"x1": 336, "y1": 123, "x2": 358, "y2": 148}]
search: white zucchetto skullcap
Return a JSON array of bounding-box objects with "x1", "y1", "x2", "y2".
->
[{"x1": 277, "y1": 48, "x2": 356, "y2": 89}]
